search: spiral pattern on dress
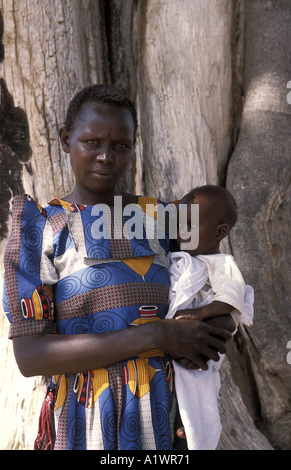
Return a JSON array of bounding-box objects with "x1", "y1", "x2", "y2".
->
[
  {"x1": 58, "y1": 276, "x2": 81, "y2": 299},
  {"x1": 90, "y1": 311, "x2": 128, "y2": 333},
  {"x1": 120, "y1": 411, "x2": 140, "y2": 441},
  {"x1": 64, "y1": 319, "x2": 90, "y2": 335},
  {"x1": 68, "y1": 417, "x2": 86, "y2": 447},
  {"x1": 89, "y1": 313, "x2": 115, "y2": 333},
  {"x1": 22, "y1": 225, "x2": 42, "y2": 250},
  {"x1": 157, "y1": 434, "x2": 173, "y2": 450},
  {"x1": 85, "y1": 219, "x2": 110, "y2": 244},
  {"x1": 87, "y1": 244, "x2": 111, "y2": 259},
  {"x1": 132, "y1": 245, "x2": 153, "y2": 258},
  {"x1": 152, "y1": 403, "x2": 169, "y2": 436},
  {"x1": 81, "y1": 266, "x2": 112, "y2": 289},
  {"x1": 102, "y1": 410, "x2": 116, "y2": 441},
  {"x1": 84, "y1": 220, "x2": 99, "y2": 243},
  {"x1": 20, "y1": 251, "x2": 39, "y2": 277}
]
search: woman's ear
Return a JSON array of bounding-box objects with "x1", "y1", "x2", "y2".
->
[
  {"x1": 216, "y1": 223, "x2": 230, "y2": 241},
  {"x1": 59, "y1": 126, "x2": 71, "y2": 153}
]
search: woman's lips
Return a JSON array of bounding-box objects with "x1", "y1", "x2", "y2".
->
[{"x1": 90, "y1": 169, "x2": 115, "y2": 178}]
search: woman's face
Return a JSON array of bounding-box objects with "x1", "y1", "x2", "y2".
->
[{"x1": 60, "y1": 102, "x2": 135, "y2": 203}]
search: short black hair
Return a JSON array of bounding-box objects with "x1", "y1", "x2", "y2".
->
[
  {"x1": 64, "y1": 84, "x2": 138, "y2": 138},
  {"x1": 186, "y1": 184, "x2": 238, "y2": 229}
]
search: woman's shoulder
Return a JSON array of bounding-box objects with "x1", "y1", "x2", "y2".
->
[
  {"x1": 11, "y1": 194, "x2": 47, "y2": 218},
  {"x1": 12, "y1": 193, "x2": 180, "y2": 220},
  {"x1": 11, "y1": 194, "x2": 72, "y2": 221}
]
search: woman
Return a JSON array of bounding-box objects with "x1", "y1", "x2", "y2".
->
[{"x1": 3, "y1": 84, "x2": 233, "y2": 450}]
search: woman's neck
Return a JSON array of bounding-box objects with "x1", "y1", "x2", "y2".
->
[{"x1": 62, "y1": 186, "x2": 138, "y2": 206}]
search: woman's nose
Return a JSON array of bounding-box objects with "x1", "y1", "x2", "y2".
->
[{"x1": 96, "y1": 146, "x2": 114, "y2": 164}]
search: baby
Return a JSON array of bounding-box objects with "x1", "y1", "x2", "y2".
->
[{"x1": 167, "y1": 185, "x2": 254, "y2": 450}]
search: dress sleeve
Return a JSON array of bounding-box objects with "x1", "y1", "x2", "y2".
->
[
  {"x1": 197, "y1": 254, "x2": 246, "y2": 313},
  {"x1": 3, "y1": 194, "x2": 57, "y2": 339},
  {"x1": 197, "y1": 253, "x2": 254, "y2": 329}
]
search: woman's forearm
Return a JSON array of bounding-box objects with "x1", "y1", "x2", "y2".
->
[
  {"x1": 13, "y1": 322, "x2": 162, "y2": 377},
  {"x1": 13, "y1": 318, "x2": 232, "y2": 377}
]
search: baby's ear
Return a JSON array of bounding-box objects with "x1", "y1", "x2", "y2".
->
[{"x1": 216, "y1": 223, "x2": 230, "y2": 240}]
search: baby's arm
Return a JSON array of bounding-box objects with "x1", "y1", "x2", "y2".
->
[
  {"x1": 175, "y1": 300, "x2": 234, "y2": 325},
  {"x1": 173, "y1": 301, "x2": 236, "y2": 369},
  {"x1": 177, "y1": 300, "x2": 236, "y2": 334}
]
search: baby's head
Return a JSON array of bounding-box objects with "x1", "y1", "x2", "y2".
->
[{"x1": 177, "y1": 185, "x2": 238, "y2": 256}]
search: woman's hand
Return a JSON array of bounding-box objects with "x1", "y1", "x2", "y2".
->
[
  {"x1": 171, "y1": 301, "x2": 236, "y2": 369},
  {"x1": 161, "y1": 318, "x2": 232, "y2": 370}
]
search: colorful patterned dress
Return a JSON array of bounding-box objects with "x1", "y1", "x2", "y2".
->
[{"x1": 3, "y1": 194, "x2": 176, "y2": 450}]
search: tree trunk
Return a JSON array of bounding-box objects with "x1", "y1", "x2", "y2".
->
[
  {"x1": 0, "y1": 0, "x2": 109, "y2": 449},
  {"x1": 226, "y1": 0, "x2": 291, "y2": 449},
  {"x1": 135, "y1": 0, "x2": 233, "y2": 199},
  {"x1": 0, "y1": 0, "x2": 290, "y2": 450}
]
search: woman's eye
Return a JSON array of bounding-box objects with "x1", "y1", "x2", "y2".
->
[
  {"x1": 116, "y1": 143, "x2": 127, "y2": 149},
  {"x1": 87, "y1": 140, "x2": 98, "y2": 145}
]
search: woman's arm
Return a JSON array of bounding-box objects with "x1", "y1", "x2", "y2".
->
[{"x1": 12, "y1": 318, "x2": 232, "y2": 377}]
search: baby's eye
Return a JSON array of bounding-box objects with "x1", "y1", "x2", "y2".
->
[{"x1": 87, "y1": 140, "x2": 99, "y2": 145}]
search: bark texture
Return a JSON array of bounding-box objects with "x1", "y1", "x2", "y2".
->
[
  {"x1": 227, "y1": 0, "x2": 291, "y2": 449},
  {"x1": 135, "y1": 0, "x2": 233, "y2": 199},
  {"x1": 0, "y1": 0, "x2": 109, "y2": 449},
  {"x1": 0, "y1": 0, "x2": 290, "y2": 450}
]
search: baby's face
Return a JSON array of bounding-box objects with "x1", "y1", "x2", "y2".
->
[{"x1": 177, "y1": 193, "x2": 221, "y2": 256}]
